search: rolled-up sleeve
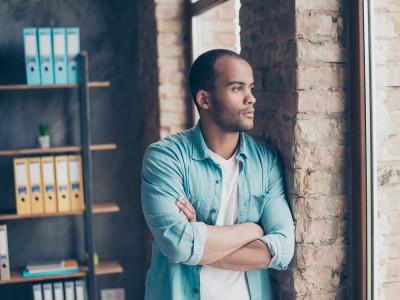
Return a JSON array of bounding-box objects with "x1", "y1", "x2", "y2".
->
[
  {"x1": 258, "y1": 150, "x2": 295, "y2": 270},
  {"x1": 141, "y1": 143, "x2": 207, "y2": 265}
]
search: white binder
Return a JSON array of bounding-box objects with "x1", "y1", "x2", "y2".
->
[
  {"x1": 0, "y1": 224, "x2": 10, "y2": 280},
  {"x1": 64, "y1": 281, "x2": 75, "y2": 300},
  {"x1": 75, "y1": 280, "x2": 85, "y2": 300},
  {"x1": 43, "y1": 283, "x2": 54, "y2": 300},
  {"x1": 33, "y1": 284, "x2": 43, "y2": 300},
  {"x1": 53, "y1": 282, "x2": 64, "y2": 300}
]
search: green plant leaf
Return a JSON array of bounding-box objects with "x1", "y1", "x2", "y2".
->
[{"x1": 38, "y1": 123, "x2": 49, "y2": 136}]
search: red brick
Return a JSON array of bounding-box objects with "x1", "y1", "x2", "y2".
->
[
  {"x1": 296, "y1": 219, "x2": 334, "y2": 244},
  {"x1": 294, "y1": 118, "x2": 347, "y2": 145},
  {"x1": 157, "y1": 32, "x2": 183, "y2": 45},
  {"x1": 294, "y1": 144, "x2": 346, "y2": 170},
  {"x1": 155, "y1": 3, "x2": 183, "y2": 19},
  {"x1": 296, "y1": 12, "x2": 333, "y2": 38},
  {"x1": 296, "y1": 0, "x2": 341, "y2": 10},
  {"x1": 293, "y1": 196, "x2": 348, "y2": 220},
  {"x1": 297, "y1": 91, "x2": 346, "y2": 113},
  {"x1": 296, "y1": 245, "x2": 347, "y2": 268},
  {"x1": 157, "y1": 19, "x2": 183, "y2": 33}
]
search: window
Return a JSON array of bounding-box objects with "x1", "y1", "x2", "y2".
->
[
  {"x1": 189, "y1": 0, "x2": 240, "y2": 124},
  {"x1": 350, "y1": 1, "x2": 400, "y2": 299}
]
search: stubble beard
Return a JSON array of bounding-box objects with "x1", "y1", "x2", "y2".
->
[{"x1": 212, "y1": 95, "x2": 254, "y2": 133}]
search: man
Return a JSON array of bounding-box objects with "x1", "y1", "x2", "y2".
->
[{"x1": 141, "y1": 49, "x2": 295, "y2": 300}]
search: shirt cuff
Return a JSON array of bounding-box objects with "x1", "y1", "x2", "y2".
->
[
  {"x1": 259, "y1": 234, "x2": 288, "y2": 270},
  {"x1": 184, "y1": 221, "x2": 207, "y2": 265}
]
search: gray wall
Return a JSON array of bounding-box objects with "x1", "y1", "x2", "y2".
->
[{"x1": 0, "y1": 0, "x2": 146, "y2": 299}]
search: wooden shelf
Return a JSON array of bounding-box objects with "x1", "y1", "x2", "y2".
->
[
  {"x1": 92, "y1": 203, "x2": 120, "y2": 214},
  {"x1": 0, "y1": 81, "x2": 110, "y2": 90},
  {"x1": 0, "y1": 260, "x2": 123, "y2": 285},
  {"x1": 81, "y1": 260, "x2": 123, "y2": 276},
  {"x1": 0, "y1": 144, "x2": 116, "y2": 156},
  {"x1": 0, "y1": 202, "x2": 120, "y2": 220},
  {"x1": 0, "y1": 269, "x2": 86, "y2": 284}
]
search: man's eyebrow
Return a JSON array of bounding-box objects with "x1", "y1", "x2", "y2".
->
[{"x1": 225, "y1": 81, "x2": 255, "y2": 86}]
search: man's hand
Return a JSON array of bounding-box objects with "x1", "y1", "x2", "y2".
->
[{"x1": 176, "y1": 197, "x2": 197, "y2": 222}]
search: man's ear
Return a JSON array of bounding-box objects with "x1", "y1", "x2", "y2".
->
[{"x1": 196, "y1": 90, "x2": 210, "y2": 110}]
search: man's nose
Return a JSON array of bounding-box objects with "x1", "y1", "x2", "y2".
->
[{"x1": 245, "y1": 92, "x2": 256, "y2": 105}]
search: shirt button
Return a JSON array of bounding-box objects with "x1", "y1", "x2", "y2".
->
[
  {"x1": 216, "y1": 179, "x2": 221, "y2": 184},
  {"x1": 193, "y1": 288, "x2": 199, "y2": 293},
  {"x1": 210, "y1": 209, "x2": 216, "y2": 214}
]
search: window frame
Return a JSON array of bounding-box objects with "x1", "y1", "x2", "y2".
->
[{"x1": 349, "y1": 0, "x2": 372, "y2": 299}]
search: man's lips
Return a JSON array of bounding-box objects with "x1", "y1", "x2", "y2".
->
[{"x1": 242, "y1": 108, "x2": 255, "y2": 117}]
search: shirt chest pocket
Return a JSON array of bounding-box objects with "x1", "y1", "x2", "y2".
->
[{"x1": 245, "y1": 194, "x2": 268, "y2": 223}]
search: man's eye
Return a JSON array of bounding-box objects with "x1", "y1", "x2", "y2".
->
[{"x1": 232, "y1": 86, "x2": 243, "y2": 92}]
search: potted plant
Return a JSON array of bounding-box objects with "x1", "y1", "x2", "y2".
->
[{"x1": 38, "y1": 123, "x2": 50, "y2": 148}]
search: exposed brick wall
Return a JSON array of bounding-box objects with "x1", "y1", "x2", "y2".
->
[
  {"x1": 374, "y1": 1, "x2": 400, "y2": 299},
  {"x1": 241, "y1": 0, "x2": 350, "y2": 298},
  {"x1": 293, "y1": 1, "x2": 350, "y2": 299},
  {"x1": 155, "y1": 0, "x2": 192, "y2": 137},
  {"x1": 139, "y1": 0, "x2": 192, "y2": 142}
]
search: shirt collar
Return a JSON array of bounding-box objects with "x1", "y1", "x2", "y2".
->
[{"x1": 191, "y1": 121, "x2": 250, "y2": 161}]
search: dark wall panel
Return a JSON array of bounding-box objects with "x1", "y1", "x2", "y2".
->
[{"x1": 0, "y1": 0, "x2": 145, "y2": 299}]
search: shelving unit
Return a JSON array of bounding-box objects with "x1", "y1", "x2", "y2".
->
[
  {"x1": 0, "y1": 202, "x2": 119, "y2": 220},
  {"x1": 0, "y1": 144, "x2": 116, "y2": 156},
  {"x1": 0, "y1": 260, "x2": 123, "y2": 285},
  {"x1": 0, "y1": 81, "x2": 110, "y2": 90},
  {"x1": 0, "y1": 52, "x2": 120, "y2": 300}
]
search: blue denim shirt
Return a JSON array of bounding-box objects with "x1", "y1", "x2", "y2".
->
[{"x1": 141, "y1": 122, "x2": 295, "y2": 300}]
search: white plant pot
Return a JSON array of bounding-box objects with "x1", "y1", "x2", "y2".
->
[{"x1": 38, "y1": 135, "x2": 50, "y2": 148}]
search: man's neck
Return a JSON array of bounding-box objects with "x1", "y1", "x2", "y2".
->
[{"x1": 200, "y1": 120, "x2": 240, "y2": 160}]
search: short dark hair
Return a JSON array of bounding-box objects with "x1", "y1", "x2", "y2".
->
[{"x1": 189, "y1": 49, "x2": 244, "y2": 111}]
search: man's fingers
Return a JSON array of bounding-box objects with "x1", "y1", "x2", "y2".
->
[
  {"x1": 179, "y1": 210, "x2": 188, "y2": 221},
  {"x1": 176, "y1": 200, "x2": 193, "y2": 218},
  {"x1": 177, "y1": 197, "x2": 196, "y2": 213},
  {"x1": 176, "y1": 197, "x2": 197, "y2": 222}
]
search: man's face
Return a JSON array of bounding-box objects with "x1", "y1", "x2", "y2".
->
[{"x1": 208, "y1": 56, "x2": 256, "y2": 132}]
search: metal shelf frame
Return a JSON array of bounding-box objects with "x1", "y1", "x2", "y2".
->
[{"x1": 79, "y1": 51, "x2": 98, "y2": 300}]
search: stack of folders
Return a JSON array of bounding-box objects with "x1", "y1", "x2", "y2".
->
[
  {"x1": 33, "y1": 280, "x2": 86, "y2": 300},
  {"x1": 0, "y1": 225, "x2": 11, "y2": 281},
  {"x1": 23, "y1": 259, "x2": 79, "y2": 277},
  {"x1": 13, "y1": 155, "x2": 84, "y2": 216},
  {"x1": 23, "y1": 28, "x2": 80, "y2": 85}
]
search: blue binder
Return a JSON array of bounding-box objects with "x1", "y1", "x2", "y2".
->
[
  {"x1": 23, "y1": 28, "x2": 41, "y2": 85},
  {"x1": 52, "y1": 28, "x2": 68, "y2": 84},
  {"x1": 66, "y1": 28, "x2": 80, "y2": 83},
  {"x1": 38, "y1": 28, "x2": 55, "y2": 84}
]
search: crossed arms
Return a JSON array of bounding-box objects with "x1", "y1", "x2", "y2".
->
[
  {"x1": 141, "y1": 143, "x2": 294, "y2": 271},
  {"x1": 176, "y1": 196, "x2": 271, "y2": 270}
]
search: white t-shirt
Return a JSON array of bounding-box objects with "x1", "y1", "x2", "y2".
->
[{"x1": 200, "y1": 150, "x2": 251, "y2": 300}]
